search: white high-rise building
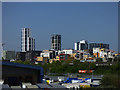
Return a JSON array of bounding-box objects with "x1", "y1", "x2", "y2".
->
[
  {"x1": 79, "y1": 40, "x2": 88, "y2": 50},
  {"x1": 74, "y1": 42, "x2": 79, "y2": 50},
  {"x1": 21, "y1": 28, "x2": 35, "y2": 52},
  {"x1": 74, "y1": 40, "x2": 88, "y2": 50}
]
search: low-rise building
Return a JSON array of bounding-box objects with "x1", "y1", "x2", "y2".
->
[
  {"x1": 59, "y1": 54, "x2": 74, "y2": 62},
  {"x1": 40, "y1": 50, "x2": 55, "y2": 59},
  {"x1": 93, "y1": 48, "x2": 115, "y2": 62},
  {"x1": 16, "y1": 51, "x2": 42, "y2": 62},
  {"x1": 74, "y1": 50, "x2": 90, "y2": 60},
  {"x1": 54, "y1": 56, "x2": 60, "y2": 61},
  {"x1": 69, "y1": 53, "x2": 76, "y2": 60},
  {"x1": 3, "y1": 50, "x2": 16, "y2": 60},
  {"x1": 62, "y1": 49, "x2": 74, "y2": 54},
  {"x1": 36, "y1": 56, "x2": 49, "y2": 63},
  {"x1": 1, "y1": 61, "x2": 44, "y2": 86},
  {"x1": 89, "y1": 43, "x2": 109, "y2": 55}
]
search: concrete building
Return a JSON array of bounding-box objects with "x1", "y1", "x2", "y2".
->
[
  {"x1": 75, "y1": 50, "x2": 90, "y2": 60},
  {"x1": 79, "y1": 40, "x2": 88, "y2": 50},
  {"x1": 16, "y1": 51, "x2": 42, "y2": 62},
  {"x1": 54, "y1": 56, "x2": 60, "y2": 61},
  {"x1": 3, "y1": 50, "x2": 16, "y2": 60},
  {"x1": 93, "y1": 48, "x2": 114, "y2": 61},
  {"x1": 74, "y1": 40, "x2": 88, "y2": 51},
  {"x1": 62, "y1": 49, "x2": 74, "y2": 54},
  {"x1": 51, "y1": 34, "x2": 61, "y2": 51},
  {"x1": 74, "y1": 42, "x2": 79, "y2": 50},
  {"x1": 40, "y1": 50, "x2": 55, "y2": 59},
  {"x1": 89, "y1": 43, "x2": 109, "y2": 55},
  {"x1": 25, "y1": 51, "x2": 42, "y2": 62},
  {"x1": 16, "y1": 52, "x2": 26, "y2": 61},
  {"x1": 59, "y1": 54, "x2": 74, "y2": 61},
  {"x1": 21, "y1": 28, "x2": 35, "y2": 52},
  {"x1": 36, "y1": 57, "x2": 49, "y2": 63}
]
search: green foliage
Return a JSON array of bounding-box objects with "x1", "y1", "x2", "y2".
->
[
  {"x1": 11, "y1": 60, "x2": 24, "y2": 64},
  {"x1": 2, "y1": 57, "x2": 4, "y2": 60},
  {"x1": 107, "y1": 58, "x2": 113, "y2": 62},
  {"x1": 23, "y1": 60, "x2": 31, "y2": 65},
  {"x1": 11, "y1": 60, "x2": 97, "y2": 74},
  {"x1": 11, "y1": 57, "x2": 120, "y2": 77},
  {"x1": 73, "y1": 60, "x2": 80, "y2": 66},
  {"x1": 100, "y1": 74, "x2": 119, "y2": 88},
  {"x1": 40, "y1": 60, "x2": 97, "y2": 74},
  {"x1": 100, "y1": 57, "x2": 120, "y2": 88},
  {"x1": 96, "y1": 58, "x2": 103, "y2": 63},
  {"x1": 114, "y1": 56, "x2": 120, "y2": 62},
  {"x1": 89, "y1": 63, "x2": 96, "y2": 70},
  {"x1": 11, "y1": 60, "x2": 31, "y2": 65}
]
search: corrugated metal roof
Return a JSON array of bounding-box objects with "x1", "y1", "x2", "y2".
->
[
  {"x1": 50, "y1": 84, "x2": 66, "y2": 88},
  {"x1": 37, "y1": 84, "x2": 53, "y2": 88},
  {"x1": 37, "y1": 83, "x2": 66, "y2": 89}
]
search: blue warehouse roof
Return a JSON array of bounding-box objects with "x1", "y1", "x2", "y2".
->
[{"x1": 1, "y1": 61, "x2": 44, "y2": 75}]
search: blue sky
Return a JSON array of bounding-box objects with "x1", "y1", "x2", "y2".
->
[{"x1": 2, "y1": 2, "x2": 118, "y2": 51}]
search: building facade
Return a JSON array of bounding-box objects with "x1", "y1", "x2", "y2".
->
[
  {"x1": 3, "y1": 50, "x2": 16, "y2": 60},
  {"x1": 59, "y1": 54, "x2": 74, "y2": 61},
  {"x1": 89, "y1": 43, "x2": 109, "y2": 55},
  {"x1": 93, "y1": 47, "x2": 114, "y2": 59},
  {"x1": 62, "y1": 49, "x2": 74, "y2": 54},
  {"x1": 2, "y1": 61, "x2": 44, "y2": 85},
  {"x1": 21, "y1": 28, "x2": 35, "y2": 52},
  {"x1": 74, "y1": 40, "x2": 88, "y2": 51},
  {"x1": 51, "y1": 34, "x2": 61, "y2": 51},
  {"x1": 16, "y1": 52, "x2": 26, "y2": 61},
  {"x1": 74, "y1": 42, "x2": 79, "y2": 50},
  {"x1": 40, "y1": 50, "x2": 55, "y2": 59},
  {"x1": 79, "y1": 40, "x2": 88, "y2": 50}
]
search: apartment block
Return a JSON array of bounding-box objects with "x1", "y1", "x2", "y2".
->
[
  {"x1": 51, "y1": 34, "x2": 61, "y2": 51},
  {"x1": 21, "y1": 28, "x2": 35, "y2": 52}
]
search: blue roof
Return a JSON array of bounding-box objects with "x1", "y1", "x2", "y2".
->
[{"x1": 1, "y1": 61, "x2": 44, "y2": 75}]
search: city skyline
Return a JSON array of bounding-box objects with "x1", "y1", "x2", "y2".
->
[{"x1": 2, "y1": 2, "x2": 118, "y2": 52}]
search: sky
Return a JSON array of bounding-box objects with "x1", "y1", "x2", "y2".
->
[{"x1": 2, "y1": 2, "x2": 118, "y2": 52}]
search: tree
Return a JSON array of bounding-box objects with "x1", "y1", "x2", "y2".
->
[
  {"x1": 88, "y1": 63, "x2": 96, "y2": 70},
  {"x1": 73, "y1": 60, "x2": 80, "y2": 66},
  {"x1": 100, "y1": 74, "x2": 119, "y2": 88},
  {"x1": 96, "y1": 58, "x2": 103, "y2": 63},
  {"x1": 107, "y1": 58, "x2": 112, "y2": 62}
]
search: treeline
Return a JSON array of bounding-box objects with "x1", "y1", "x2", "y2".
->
[
  {"x1": 11, "y1": 58, "x2": 119, "y2": 75},
  {"x1": 39, "y1": 60, "x2": 96, "y2": 74}
]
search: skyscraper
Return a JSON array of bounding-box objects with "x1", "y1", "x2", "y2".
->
[
  {"x1": 74, "y1": 42, "x2": 79, "y2": 50},
  {"x1": 74, "y1": 40, "x2": 88, "y2": 50},
  {"x1": 21, "y1": 28, "x2": 35, "y2": 52},
  {"x1": 79, "y1": 40, "x2": 88, "y2": 50},
  {"x1": 51, "y1": 34, "x2": 61, "y2": 51}
]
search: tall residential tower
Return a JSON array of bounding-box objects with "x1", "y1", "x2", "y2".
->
[
  {"x1": 21, "y1": 28, "x2": 35, "y2": 52},
  {"x1": 51, "y1": 34, "x2": 61, "y2": 51}
]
